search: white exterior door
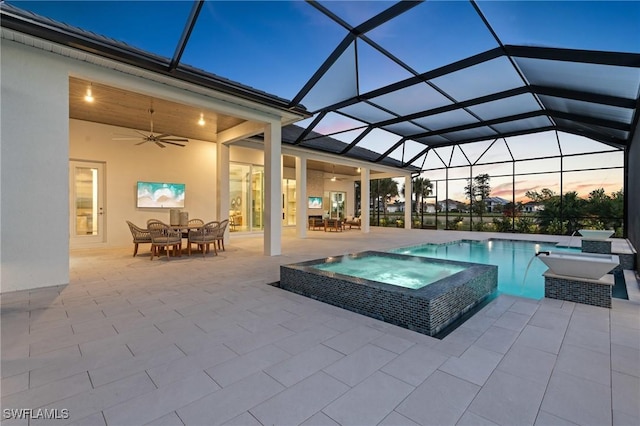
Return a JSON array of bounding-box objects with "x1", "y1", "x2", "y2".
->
[{"x1": 69, "y1": 160, "x2": 105, "y2": 247}]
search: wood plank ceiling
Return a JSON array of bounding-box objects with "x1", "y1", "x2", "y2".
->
[
  {"x1": 70, "y1": 77, "x2": 368, "y2": 177},
  {"x1": 69, "y1": 77, "x2": 245, "y2": 143}
]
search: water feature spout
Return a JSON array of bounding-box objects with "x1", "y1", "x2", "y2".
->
[
  {"x1": 521, "y1": 255, "x2": 539, "y2": 293},
  {"x1": 535, "y1": 251, "x2": 550, "y2": 257}
]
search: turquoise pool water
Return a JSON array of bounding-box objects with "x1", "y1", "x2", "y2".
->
[
  {"x1": 311, "y1": 255, "x2": 466, "y2": 290},
  {"x1": 391, "y1": 240, "x2": 578, "y2": 299}
]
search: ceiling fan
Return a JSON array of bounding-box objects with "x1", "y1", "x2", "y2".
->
[
  {"x1": 113, "y1": 107, "x2": 188, "y2": 148},
  {"x1": 325, "y1": 165, "x2": 345, "y2": 182}
]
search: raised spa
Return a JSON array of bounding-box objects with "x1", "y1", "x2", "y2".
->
[
  {"x1": 536, "y1": 251, "x2": 620, "y2": 280},
  {"x1": 279, "y1": 251, "x2": 497, "y2": 336}
]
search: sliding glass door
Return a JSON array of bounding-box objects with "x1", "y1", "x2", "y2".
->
[
  {"x1": 325, "y1": 191, "x2": 346, "y2": 219},
  {"x1": 251, "y1": 166, "x2": 264, "y2": 231},
  {"x1": 230, "y1": 163, "x2": 264, "y2": 232},
  {"x1": 283, "y1": 179, "x2": 296, "y2": 226}
]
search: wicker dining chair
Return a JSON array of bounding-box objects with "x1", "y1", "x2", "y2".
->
[
  {"x1": 126, "y1": 220, "x2": 152, "y2": 257},
  {"x1": 187, "y1": 221, "x2": 220, "y2": 256},
  {"x1": 182, "y1": 218, "x2": 204, "y2": 238},
  {"x1": 215, "y1": 219, "x2": 229, "y2": 251},
  {"x1": 148, "y1": 221, "x2": 182, "y2": 260}
]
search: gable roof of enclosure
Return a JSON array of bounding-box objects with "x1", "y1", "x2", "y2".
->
[{"x1": 2, "y1": 1, "x2": 639, "y2": 172}]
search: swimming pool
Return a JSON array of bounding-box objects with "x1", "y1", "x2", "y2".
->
[{"x1": 391, "y1": 239, "x2": 578, "y2": 299}]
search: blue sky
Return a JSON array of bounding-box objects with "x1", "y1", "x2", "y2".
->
[{"x1": 10, "y1": 1, "x2": 640, "y2": 101}]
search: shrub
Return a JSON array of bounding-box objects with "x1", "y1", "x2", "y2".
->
[
  {"x1": 446, "y1": 216, "x2": 464, "y2": 230},
  {"x1": 546, "y1": 219, "x2": 567, "y2": 235},
  {"x1": 515, "y1": 217, "x2": 535, "y2": 233},
  {"x1": 493, "y1": 217, "x2": 513, "y2": 233}
]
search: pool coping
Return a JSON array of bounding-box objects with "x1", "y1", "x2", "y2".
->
[{"x1": 283, "y1": 250, "x2": 496, "y2": 299}]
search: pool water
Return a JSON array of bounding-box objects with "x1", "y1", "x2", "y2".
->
[
  {"x1": 391, "y1": 240, "x2": 579, "y2": 299},
  {"x1": 311, "y1": 254, "x2": 466, "y2": 289}
]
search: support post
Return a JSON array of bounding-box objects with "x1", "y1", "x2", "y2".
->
[
  {"x1": 404, "y1": 175, "x2": 412, "y2": 230},
  {"x1": 216, "y1": 140, "x2": 230, "y2": 244},
  {"x1": 296, "y1": 155, "x2": 307, "y2": 239},
  {"x1": 361, "y1": 168, "x2": 370, "y2": 233},
  {"x1": 264, "y1": 122, "x2": 282, "y2": 256}
]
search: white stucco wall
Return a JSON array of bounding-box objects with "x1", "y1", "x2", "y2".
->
[
  {"x1": 0, "y1": 36, "x2": 292, "y2": 292},
  {"x1": 69, "y1": 120, "x2": 217, "y2": 249},
  {"x1": 1, "y1": 40, "x2": 71, "y2": 292}
]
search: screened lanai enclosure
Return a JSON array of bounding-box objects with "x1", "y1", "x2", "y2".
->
[
  {"x1": 367, "y1": 131, "x2": 625, "y2": 236},
  {"x1": 2, "y1": 1, "x2": 639, "y2": 243}
]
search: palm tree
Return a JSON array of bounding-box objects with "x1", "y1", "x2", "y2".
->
[
  {"x1": 401, "y1": 177, "x2": 433, "y2": 212},
  {"x1": 371, "y1": 178, "x2": 398, "y2": 222},
  {"x1": 413, "y1": 177, "x2": 433, "y2": 227}
]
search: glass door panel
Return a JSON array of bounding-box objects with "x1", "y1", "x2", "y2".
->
[
  {"x1": 283, "y1": 179, "x2": 296, "y2": 226},
  {"x1": 251, "y1": 166, "x2": 264, "y2": 231},
  {"x1": 329, "y1": 191, "x2": 346, "y2": 219},
  {"x1": 230, "y1": 163, "x2": 265, "y2": 232},
  {"x1": 230, "y1": 163, "x2": 250, "y2": 232},
  {"x1": 70, "y1": 161, "x2": 104, "y2": 246}
]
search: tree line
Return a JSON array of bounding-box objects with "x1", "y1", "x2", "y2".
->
[{"x1": 365, "y1": 175, "x2": 624, "y2": 236}]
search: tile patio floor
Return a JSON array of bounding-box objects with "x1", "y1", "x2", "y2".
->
[{"x1": 1, "y1": 228, "x2": 639, "y2": 425}]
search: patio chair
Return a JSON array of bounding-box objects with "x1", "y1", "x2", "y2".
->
[
  {"x1": 148, "y1": 220, "x2": 182, "y2": 260},
  {"x1": 182, "y1": 218, "x2": 204, "y2": 238},
  {"x1": 126, "y1": 220, "x2": 151, "y2": 257},
  {"x1": 215, "y1": 219, "x2": 229, "y2": 251},
  {"x1": 187, "y1": 221, "x2": 220, "y2": 256},
  {"x1": 188, "y1": 218, "x2": 204, "y2": 227},
  {"x1": 147, "y1": 218, "x2": 166, "y2": 227},
  {"x1": 344, "y1": 216, "x2": 361, "y2": 230}
]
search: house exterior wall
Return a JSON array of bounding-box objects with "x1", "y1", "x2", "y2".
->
[
  {"x1": 69, "y1": 119, "x2": 217, "y2": 249},
  {"x1": 1, "y1": 40, "x2": 70, "y2": 292},
  {"x1": 0, "y1": 37, "x2": 292, "y2": 293}
]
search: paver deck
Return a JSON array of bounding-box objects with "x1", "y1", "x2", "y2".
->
[{"x1": 2, "y1": 228, "x2": 639, "y2": 425}]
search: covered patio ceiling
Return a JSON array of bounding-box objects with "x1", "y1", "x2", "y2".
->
[
  {"x1": 69, "y1": 77, "x2": 244, "y2": 143},
  {"x1": 2, "y1": 1, "x2": 639, "y2": 172}
]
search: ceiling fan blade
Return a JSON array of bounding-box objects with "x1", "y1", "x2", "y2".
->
[
  {"x1": 134, "y1": 130, "x2": 150, "y2": 137},
  {"x1": 135, "y1": 140, "x2": 148, "y2": 145},
  {"x1": 154, "y1": 133, "x2": 171, "y2": 139},
  {"x1": 163, "y1": 141, "x2": 187, "y2": 147},
  {"x1": 112, "y1": 137, "x2": 140, "y2": 141},
  {"x1": 155, "y1": 141, "x2": 166, "y2": 148},
  {"x1": 159, "y1": 137, "x2": 189, "y2": 142}
]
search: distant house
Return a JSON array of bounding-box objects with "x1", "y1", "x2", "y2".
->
[
  {"x1": 414, "y1": 201, "x2": 436, "y2": 214},
  {"x1": 523, "y1": 201, "x2": 544, "y2": 213},
  {"x1": 438, "y1": 199, "x2": 465, "y2": 212},
  {"x1": 485, "y1": 197, "x2": 509, "y2": 213},
  {"x1": 387, "y1": 201, "x2": 405, "y2": 213}
]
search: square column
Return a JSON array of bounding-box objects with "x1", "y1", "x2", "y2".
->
[
  {"x1": 216, "y1": 140, "x2": 230, "y2": 244},
  {"x1": 264, "y1": 122, "x2": 282, "y2": 256},
  {"x1": 404, "y1": 175, "x2": 412, "y2": 230},
  {"x1": 295, "y1": 155, "x2": 307, "y2": 239},
  {"x1": 361, "y1": 168, "x2": 370, "y2": 233}
]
